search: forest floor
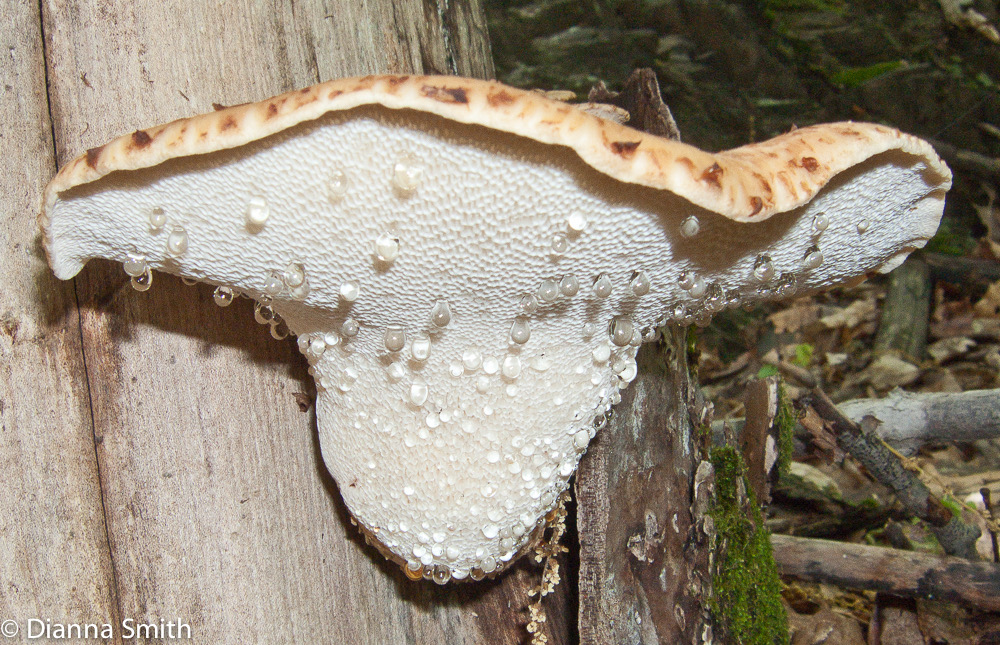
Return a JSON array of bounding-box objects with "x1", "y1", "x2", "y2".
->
[{"x1": 486, "y1": 0, "x2": 1000, "y2": 641}]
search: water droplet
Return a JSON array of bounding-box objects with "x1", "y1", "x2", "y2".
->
[
  {"x1": 551, "y1": 234, "x2": 569, "y2": 256},
  {"x1": 592, "y1": 273, "x2": 612, "y2": 298},
  {"x1": 689, "y1": 276, "x2": 707, "y2": 298},
  {"x1": 213, "y1": 286, "x2": 235, "y2": 307},
  {"x1": 289, "y1": 278, "x2": 310, "y2": 300},
  {"x1": 384, "y1": 326, "x2": 406, "y2": 352},
  {"x1": 254, "y1": 302, "x2": 274, "y2": 325},
  {"x1": 462, "y1": 347, "x2": 482, "y2": 370},
  {"x1": 812, "y1": 212, "x2": 829, "y2": 234},
  {"x1": 375, "y1": 233, "x2": 400, "y2": 263},
  {"x1": 753, "y1": 254, "x2": 774, "y2": 282},
  {"x1": 857, "y1": 219, "x2": 870, "y2": 234},
  {"x1": 482, "y1": 556, "x2": 498, "y2": 573},
  {"x1": 123, "y1": 253, "x2": 147, "y2": 278},
  {"x1": 263, "y1": 271, "x2": 283, "y2": 296},
  {"x1": 430, "y1": 300, "x2": 451, "y2": 328},
  {"x1": 678, "y1": 270, "x2": 695, "y2": 290},
  {"x1": 672, "y1": 303, "x2": 687, "y2": 320},
  {"x1": 608, "y1": 315, "x2": 634, "y2": 347},
  {"x1": 470, "y1": 568, "x2": 485, "y2": 581},
  {"x1": 411, "y1": 333, "x2": 431, "y2": 361},
  {"x1": 574, "y1": 430, "x2": 589, "y2": 449},
  {"x1": 509, "y1": 317, "x2": 531, "y2": 345},
  {"x1": 392, "y1": 155, "x2": 423, "y2": 193},
  {"x1": 148, "y1": 207, "x2": 166, "y2": 231},
  {"x1": 328, "y1": 169, "x2": 348, "y2": 202},
  {"x1": 776, "y1": 272, "x2": 796, "y2": 296},
  {"x1": 283, "y1": 262, "x2": 305, "y2": 288},
  {"x1": 560, "y1": 275, "x2": 579, "y2": 296},
  {"x1": 583, "y1": 322, "x2": 596, "y2": 338},
  {"x1": 537, "y1": 279, "x2": 559, "y2": 303},
  {"x1": 130, "y1": 266, "x2": 153, "y2": 292},
  {"x1": 341, "y1": 316, "x2": 359, "y2": 338},
  {"x1": 409, "y1": 377, "x2": 429, "y2": 406},
  {"x1": 680, "y1": 215, "x2": 700, "y2": 238},
  {"x1": 245, "y1": 196, "x2": 270, "y2": 230},
  {"x1": 339, "y1": 280, "x2": 360, "y2": 303},
  {"x1": 482, "y1": 524, "x2": 499, "y2": 539},
  {"x1": 387, "y1": 362, "x2": 406, "y2": 382},
  {"x1": 338, "y1": 366, "x2": 358, "y2": 391},
  {"x1": 501, "y1": 355, "x2": 522, "y2": 379},
  {"x1": 166, "y1": 226, "x2": 188, "y2": 256},
  {"x1": 446, "y1": 546, "x2": 460, "y2": 561},
  {"x1": 519, "y1": 294, "x2": 539, "y2": 314},
  {"x1": 567, "y1": 212, "x2": 587, "y2": 233},
  {"x1": 802, "y1": 245, "x2": 823, "y2": 270},
  {"x1": 592, "y1": 343, "x2": 611, "y2": 363},
  {"x1": 630, "y1": 270, "x2": 650, "y2": 297},
  {"x1": 432, "y1": 565, "x2": 451, "y2": 585}
]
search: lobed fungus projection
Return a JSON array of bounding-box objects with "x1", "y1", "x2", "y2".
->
[{"x1": 41, "y1": 75, "x2": 950, "y2": 583}]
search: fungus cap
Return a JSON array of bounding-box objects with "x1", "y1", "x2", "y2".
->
[{"x1": 41, "y1": 75, "x2": 950, "y2": 582}]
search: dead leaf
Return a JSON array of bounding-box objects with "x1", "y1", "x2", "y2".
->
[
  {"x1": 820, "y1": 300, "x2": 877, "y2": 329},
  {"x1": 974, "y1": 280, "x2": 1000, "y2": 317}
]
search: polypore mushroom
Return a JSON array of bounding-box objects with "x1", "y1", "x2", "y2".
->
[{"x1": 41, "y1": 75, "x2": 950, "y2": 583}]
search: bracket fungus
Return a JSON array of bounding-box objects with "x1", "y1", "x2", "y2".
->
[{"x1": 41, "y1": 75, "x2": 950, "y2": 583}]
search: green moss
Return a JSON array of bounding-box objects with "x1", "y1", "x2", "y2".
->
[
  {"x1": 925, "y1": 217, "x2": 977, "y2": 256},
  {"x1": 757, "y1": 365, "x2": 780, "y2": 379},
  {"x1": 775, "y1": 384, "x2": 796, "y2": 478},
  {"x1": 708, "y1": 447, "x2": 790, "y2": 645},
  {"x1": 940, "y1": 495, "x2": 964, "y2": 519},
  {"x1": 791, "y1": 343, "x2": 814, "y2": 368}
]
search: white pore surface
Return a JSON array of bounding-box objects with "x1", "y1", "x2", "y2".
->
[{"x1": 49, "y1": 107, "x2": 944, "y2": 580}]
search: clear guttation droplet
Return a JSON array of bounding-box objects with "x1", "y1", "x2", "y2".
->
[
  {"x1": 501, "y1": 355, "x2": 522, "y2": 379},
  {"x1": 537, "y1": 279, "x2": 559, "y2": 303},
  {"x1": 812, "y1": 213, "x2": 830, "y2": 234},
  {"x1": 432, "y1": 565, "x2": 451, "y2": 585},
  {"x1": 409, "y1": 377, "x2": 429, "y2": 406},
  {"x1": 678, "y1": 270, "x2": 695, "y2": 291},
  {"x1": 802, "y1": 245, "x2": 824, "y2": 270},
  {"x1": 328, "y1": 169, "x2": 348, "y2": 202},
  {"x1": 270, "y1": 319, "x2": 289, "y2": 340},
  {"x1": 567, "y1": 213, "x2": 587, "y2": 233},
  {"x1": 630, "y1": 270, "x2": 651, "y2": 297},
  {"x1": 776, "y1": 272, "x2": 797, "y2": 296},
  {"x1": 245, "y1": 196, "x2": 270, "y2": 230},
  {"x1": 857, "y1": 219, "x2": 870, "y2": 234},
  {"x1": 213, "y1": 286, "x2": 235, "y2": 307},
  {"x1": 689, "y1": 276, "x2": 707, "y2": 298},
  {"x1": 181, "y1": 276, "x2": 198, "y2": 286},
  {"x1": 384, "y1": 326, "x2": 406, "y2": 352},
  {"x1": 130, "y1": 267, "x2": 153, "y2": 292},
  {"x1": 520, "y1": 294, "x2": 539, "y2": 315},
  {"x1": 583, "y1": 322, "x2": 596, "y2": 338},
  {"x1": 284, "y1": 262, "x2": 306, "y2": 288},
  {"x1": 254, "y1": 302, "x2": 274, "y2": 325},
  {"x1": 123, "y1": 253, "x2": 147, "y2": 278},
  {"x1": 340, "y1": 280, "x2": 360, "y2": 303},
  {"x1": 263, "y1": 271, "x2": 283, "y2": 296},
  {"x1": 148, "y1": 207, "x2": 166, "y2": 231},
  {"x1": 680, "y1": 215, "x2": 701, "y2": 238},
  {"x1": 429, "y1": 300, "x2": 451, "y2": 328},
  {"x1": 341, "y1": 316, "x2": 360, "y2": 338},
  {"x1": 375, "y1": 233, "x2": 400, "y2": 263},
  {"x1": 509, "y1": 317, "x2": 531, "y2": 345},
  {"x1": 411, "y1": 333, "x2": 431, "y2": 361},
  {"x1": 560, "y1": 275, "x2": 579, "y2": 297},
  {"x1": 387, "y1": 362, "x2": 406, "y2": 382},
  {"x1": 592, "y1": 273, "x2": 613, "y2": 298},
  {"x1": 706, "y1": 283, "x2": 725, "y2": 312},
  {"x1": 392, "y1": 155, "x2": 423, "y2": 193},
  {"x1": 462, "y1": 347, "x2": 482, "y2": 370},
  {"x1": 753, "y1": 254, "x2": 775, "y2": 282},
  {"x1": 550, "y1": 234, "x2": 569, "y2": 256},
  {"x1": 608, "y1": 315, "x2": 634, "y2": 347},
  {"x1": 289, "y1": 279, "x2": 311, "y2": 301},
  {"x1": 166, "y1": 226, "x2": 188, "y2": 256}
]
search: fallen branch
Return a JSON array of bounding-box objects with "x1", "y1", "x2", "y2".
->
[
  {"x1": 772, "y1": 534, "x2": 1000, "y2": 611},
  {"x1": 925, "y1": 253, "x2": 1000, "y2": 285},
  {"x1": 808, "y1": 387, "x2": 982, "y2": 560},
  {"x1": 715, "y1": 389, "x2": 1000, "y2": 456}
]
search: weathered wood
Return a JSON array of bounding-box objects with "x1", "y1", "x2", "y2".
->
[
  {"x1": 576, "y1": 328, "x2": 710, "y2": 644},
  {"x1": 873, "y1": 255, "x2": 931, "y2": 361},
  {"x1": 0, "y1": 0, "x2": 121, "y2": 635},
  {"x1": 25, "y1": 1, "x2": 571, "y2": 642},
  {"x1": 773, "y1": 534, "x2": 1000, "y2": 611}
]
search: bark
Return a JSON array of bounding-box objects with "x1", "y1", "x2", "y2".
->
[
  {"x1": 873, "y1": 256, "x2": 930, "y2": 361},
  {"x1": 773, "y1": 534, "x2": 1000, "y2": 611}
]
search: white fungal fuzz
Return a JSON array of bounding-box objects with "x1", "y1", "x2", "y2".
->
[{"x1": 41, "y1": 75, "x2": 950, "y2": 583}]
